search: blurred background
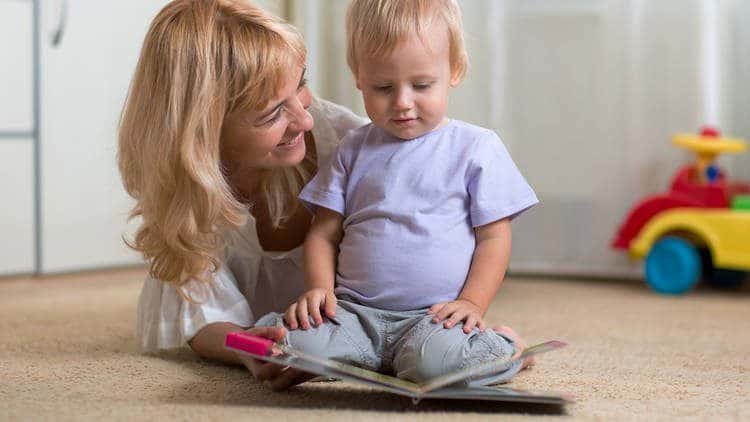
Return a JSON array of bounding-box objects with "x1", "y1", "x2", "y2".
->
[{"x1": 1, "y1": 0, "x2": 748, "y2": 280}]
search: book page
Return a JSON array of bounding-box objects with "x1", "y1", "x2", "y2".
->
[
  {"x1": 226, "y1": 333, "x2": 567, "y2": 399},
  {"x1": 230, "y1": 341, "x2": 422, "y2": 396},
  {"x1": 418, "y1": 340, "x2": 568, "y2": 393}
]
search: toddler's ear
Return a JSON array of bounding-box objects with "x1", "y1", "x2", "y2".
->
[{"x1": 449, "y1": 72, "x2": 462, "y2": 88}]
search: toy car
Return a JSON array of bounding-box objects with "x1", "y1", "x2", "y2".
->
[{"x1": 611, "y1": 127, "x2": 750, "y2": 294}]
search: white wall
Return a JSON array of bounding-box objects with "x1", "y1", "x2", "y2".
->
[
  {"x1": 3, "y1": 0, "x2": 748, "y2": 277},
  {"x1": 290, "y1": 0, "x2": 750, "y2": 279}
]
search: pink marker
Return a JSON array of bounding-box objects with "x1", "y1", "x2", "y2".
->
[{"x1": 225, "y1": 332, "x2": 277, "y2": 357}]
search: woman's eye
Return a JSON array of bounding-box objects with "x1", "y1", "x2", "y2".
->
[
  {"x1": 297, "y1": 77, "x2": 308, "y2": 91},
  {"x1": 259, "y1": 109, "x2": 283, "y2": 126}
]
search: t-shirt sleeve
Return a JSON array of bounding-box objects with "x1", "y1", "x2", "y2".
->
[
  {"x1": 298, "y1": 138, "x2": 351, "y2": 216},
  {"x1": 467, "y1": 131, "x2": 539, "y2": 227}
]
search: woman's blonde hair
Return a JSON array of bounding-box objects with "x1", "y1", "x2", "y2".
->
[
  {"x1": 118, "y1": 0, "x2": 306, "y2": 288},
  {"x1": 346, "y1": 0, "x2": 468, "y2": 83}
]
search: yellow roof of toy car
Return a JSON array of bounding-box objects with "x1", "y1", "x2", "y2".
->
[{"x1": 672, "y1": 133, "x2": 746, "y2": 154}]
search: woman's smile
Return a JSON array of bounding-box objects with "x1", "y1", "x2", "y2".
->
[{"x1": 276, "y1": 131, "x2": 304, "y2": 149}]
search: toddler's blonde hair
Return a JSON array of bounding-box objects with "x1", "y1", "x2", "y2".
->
[
  {"x1": 118, "y1": 0, "x2": 307, "y2": 289},
  {"x1": 346, "y1": 0, "x2": 468, "y2": 82}
]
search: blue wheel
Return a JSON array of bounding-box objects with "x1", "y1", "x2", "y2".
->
[{"x1": 645, "y1": 236, "x2": 701, "y2": 295}]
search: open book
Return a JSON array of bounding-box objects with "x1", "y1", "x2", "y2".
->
[{"x1": 225, "y1": 332, "x2": 573, "y2": 405}]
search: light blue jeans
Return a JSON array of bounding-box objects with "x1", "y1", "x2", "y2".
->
[{"x1": 255, "y1": 296, "x2": 522, "y2": 386}]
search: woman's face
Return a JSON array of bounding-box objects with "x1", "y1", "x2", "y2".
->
[{"x1": 221, "y1": 66, "x2": 313, "y2": 178}]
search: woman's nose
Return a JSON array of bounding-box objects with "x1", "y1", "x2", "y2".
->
[
  {"x1": 292, "y1": 108, "x2": 314, "y2": 132},
  {"x1": 287, "y1": 88, "x2": 314, "y2": 131}
]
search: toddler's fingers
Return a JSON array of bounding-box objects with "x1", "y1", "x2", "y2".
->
[
  {"x1": 284, "y1": 303, "x2": 299, "y2": 330},
  {"x1": 308, "y1": 297, "x2": 324, "y2": 327},
  {"x1": 296, "y1": 298, "x2": 311, "y2": 330},
  {"x1": 478, "y1": 319, "x2": 486, "y2": 332},
  {"x1": 444, "y1": 309, "x2": 466, "y2": 329},
  {"x1": 463, "y1": 315, "x2": 478, "y2": 333},
  {"x1": 324, "y1": 292, "x2": 337, "y2": 318},
  {"x1": 434, "y1": 303, "x2": 457, "y2": 322},
  {"x1": 427, "y1": 302, "x2": 445, "y2": 315}
]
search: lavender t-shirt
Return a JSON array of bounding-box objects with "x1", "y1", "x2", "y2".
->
[{"x1": 299, "y1": 120, "x2": 538, "y2": 311}]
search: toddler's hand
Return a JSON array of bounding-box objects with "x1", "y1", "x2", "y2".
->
[
  {"x1": 428, "y1": 299, "x2": 486, "y2": 333},
  {"x1": 284, "y1": 288, "x2": 337, "y2": 330}
]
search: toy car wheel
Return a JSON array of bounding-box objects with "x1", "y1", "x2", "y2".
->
[{"x1": 645, "y1": 236, "x2": 701, "y2": 294}]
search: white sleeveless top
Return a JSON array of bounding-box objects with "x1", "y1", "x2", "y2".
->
[{"x1": 135, "y1": 98, "x2": 367, "y2": 351}]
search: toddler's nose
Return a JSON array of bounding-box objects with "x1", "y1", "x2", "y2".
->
[{"x1": 393, "y1": 88, "x2": 413, "y2": 111}]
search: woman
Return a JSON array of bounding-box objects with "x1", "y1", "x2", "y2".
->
[{"x1": 119, "y1": 0, "x2": 365, "y2": 389}]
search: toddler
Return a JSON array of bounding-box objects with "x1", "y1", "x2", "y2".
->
[{"x1": 256, "y1": 0, "x2": 538, "y2": 386}]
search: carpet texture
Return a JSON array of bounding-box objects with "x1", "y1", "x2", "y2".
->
[{"x1": 1, "y1": 268, "x2": 748, "y2": 421}]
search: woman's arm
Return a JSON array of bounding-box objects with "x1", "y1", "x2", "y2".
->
[
  {"x1": 189, "y1": 321, "x2": 248, "y2": 364},
  {"x1": 190, "y1": 322, "x2": 315, "y2": 390}
]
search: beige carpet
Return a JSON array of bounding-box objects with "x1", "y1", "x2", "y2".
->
[{"x1": 1, "y1": 268, "x2": 748, "y2": 421}]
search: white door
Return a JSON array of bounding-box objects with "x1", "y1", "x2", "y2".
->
[
  {"x1": 0, "y1": 1, "x2": 35, "y2": 275},
  {"x1": 39, "y1": 0, "x2": 169, "y2": 272},
  {"x1": 0, "y1": 139, "x2": 35, "y2": 275},
  {"x1": 0, "y1": 0, "x2": 34, "y2": 132}
]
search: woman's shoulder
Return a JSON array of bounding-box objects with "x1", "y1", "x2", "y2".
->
[{"x1": 310, "y1": 97, "x2": 369, "y2": 141}]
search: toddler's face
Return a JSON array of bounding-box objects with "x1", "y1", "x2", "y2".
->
[{"x1": 356, "y1": 28, "x2": 459, "y2": 140}]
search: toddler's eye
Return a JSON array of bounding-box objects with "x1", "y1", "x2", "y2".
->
[
  {"x1": 374, "y1": 85, "x2": 392, "y2": 92},
  {"x1": 414, "y1": 83, "x2": 432, "y2": 90}
]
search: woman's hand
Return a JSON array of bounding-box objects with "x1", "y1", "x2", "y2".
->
[
  {"x1": 284, "y1": 288, "x2": 337, "y2": 330},
  {"x1": 428, "y1": 299, "x2": 486, "y2": 333},
  {"x1": 238, "y1": 326, "x2": 315, "y2": 390}
]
